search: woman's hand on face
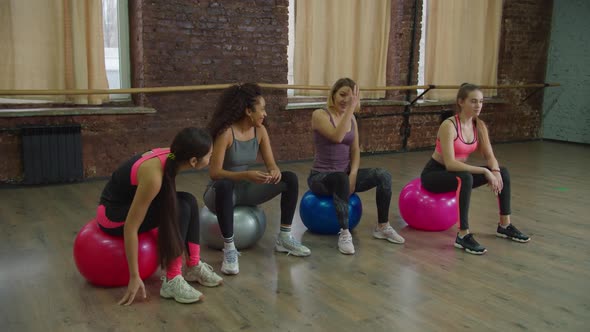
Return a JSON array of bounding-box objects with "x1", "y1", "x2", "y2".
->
[
  {"x1": 268, "y1": 169, "x2": 282, "y2": 184},
  {"x1": 118, "y1": 276, "x2": 146, "y2": 306},
  {"x1": 246, "y1": 170, "x2": 273, "y2": 184}
]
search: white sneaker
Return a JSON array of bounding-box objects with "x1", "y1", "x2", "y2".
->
[
  {"x1": 182, "y1": 261, "x2": 223, "y2": 287},
  {"x1": 275, "y1": 232, "x2": 311, "y2": 257},
  {"x1": 373, "y1": 223, "x2": 405, "y2": 244},
  {"x1": 338, "y1": 229, "x2": 355, "y2": 255},
  {"x1": 160, "y1": 275, "x2": 203, "y2": 304},
  {"x1": 221, "y1": 248, "x2": 240, "y2": 275}
]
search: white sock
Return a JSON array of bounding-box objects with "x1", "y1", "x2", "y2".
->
[{"x1": 224, "y1": 240, "x2": 236, "y2": 251}]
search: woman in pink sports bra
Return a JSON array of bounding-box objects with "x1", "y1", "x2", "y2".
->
[
  {"x1": 97, "y1": 127, "x2": 222, "y2": 305},
  {"x1": 420, "y1": 83, "x2": 530, "y2": 255}
]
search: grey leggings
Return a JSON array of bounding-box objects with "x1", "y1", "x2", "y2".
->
[
  {"x1": 307, "y1": 168, "x2": 392, "y2": 229},
  {"x1": 203, "y1": 171, "x2": 298, "y2": 238}
]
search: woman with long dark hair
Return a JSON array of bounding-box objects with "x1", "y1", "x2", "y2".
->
[
  {"x1": 420, "y1": 83, "x2": 530, "y2": 255},
  {"x1": 97, "y1": 127, "x2": 222, "y2": 305},
  {"x1": 205, "y1": 83, "x2": 311, "y2": 275}
]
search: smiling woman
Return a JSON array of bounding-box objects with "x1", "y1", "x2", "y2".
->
[
  {"x1": 307, "y1": 77, "x2": 405, "y2": 255},
  {"x1": 204, "y1": 83, "x2": 311, "y2": 276}
]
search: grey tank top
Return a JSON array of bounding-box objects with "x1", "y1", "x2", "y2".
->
[{"x1": 222, "y1": 126, "x2": 259, "y2": 171}]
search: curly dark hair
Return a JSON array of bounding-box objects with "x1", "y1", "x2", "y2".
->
[{"x1": 208, "y1": 83, "x2": 262, "y2": 139}]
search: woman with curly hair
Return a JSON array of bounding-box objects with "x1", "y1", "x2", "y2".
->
[{"x1": 205, "y1": 83, "x2": 311, "y2": 275}]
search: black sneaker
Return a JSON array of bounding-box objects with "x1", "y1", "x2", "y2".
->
[
  {"x1": 496, "y1": 224, "x2": 530, "y2": 243},
  {"x1": 454, "y1": 233, "x2": 487, "y2": 255}
]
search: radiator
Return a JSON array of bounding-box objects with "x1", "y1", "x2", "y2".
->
[{"x1": 21, "y1": 124, "x2": 83, "y2": 184}]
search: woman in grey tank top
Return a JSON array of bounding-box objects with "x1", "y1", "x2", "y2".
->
[
  {"x1": 205, "y1": 83, "x2": 311, "y2": 275},
  {"x1": 308, "y1": 78, "x2": 405, "y2": 255}
]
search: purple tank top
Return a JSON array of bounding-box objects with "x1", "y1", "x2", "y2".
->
[{"x1": 312, "y1": 109, "x2": 355, "y2": 172}]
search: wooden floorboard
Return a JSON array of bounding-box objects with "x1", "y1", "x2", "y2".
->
[{"x1": 0, "y1": 141, "x2": 589, "y2": 331}]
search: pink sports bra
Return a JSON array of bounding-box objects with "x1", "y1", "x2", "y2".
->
[
  {"x1": 130, "y1": 148, "x2": 170, "y2": 185},
  {"x1": 435, "y1": 115, "x2": 478, "y2": 160}
]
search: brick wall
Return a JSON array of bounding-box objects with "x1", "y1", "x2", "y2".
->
[
  {"x1": 0, "y1": 0, "x2": 553, "y2": 183},
  {"x1": 387, "y1": 0, "x2": 422, "y2": 100}
]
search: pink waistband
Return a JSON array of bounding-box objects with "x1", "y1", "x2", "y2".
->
[{"x1": 95, "y1": 204, "x2": 125, "y2": 229}]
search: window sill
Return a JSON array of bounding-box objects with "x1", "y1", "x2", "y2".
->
[{"x1": 0, "y1": 106, "x2": 156, "y2": 118}]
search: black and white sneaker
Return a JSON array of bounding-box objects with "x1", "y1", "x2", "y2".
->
[
  {"x1": 496, "y1": 224, "x2": 530, "y2": 243},
  {"x1": 454, "y1": 233, "x2": 487, "y2": 255}
]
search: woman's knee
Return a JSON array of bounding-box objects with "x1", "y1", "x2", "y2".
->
[
  {"x1": 176, "y1": 192, "x2": 198, "y2": 228},
  {"x1": 214, "y1": 179, "x2": 234, "y2": 195},
  {"x1": 374, "y1": 168, "x2": 392, "y2": 187},
  {"x1": 281, "y1": 171, "x2": 298, "y2": 186},
  {"x1": 177, "y1": 191, "x2": 196, "y2": 204},
  {"x1": 328, "y1": 172, "x2": 349, "y2": 190},
  {"x1": 455, "y1": 171, "x2": 473, "y2": 187},
  {"x1": 499, "y1": 166, "x2": 510, "y2": 183}
]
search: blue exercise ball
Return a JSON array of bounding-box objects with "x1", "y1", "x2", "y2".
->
[{"x1": 299, "y1": 191, "x2": 363, "y2": 235}]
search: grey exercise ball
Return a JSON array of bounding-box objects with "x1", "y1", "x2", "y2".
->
[{"x1": 200, "y1": 206, "x2": 267, "y2": 250}]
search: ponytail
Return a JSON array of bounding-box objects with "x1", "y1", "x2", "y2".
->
[
  {"x1": 155, "y1": 156, "x2": 184, "y2": 269},
  {"x1": 154, "y1": 128, "x2": 212, "y2": 269}
]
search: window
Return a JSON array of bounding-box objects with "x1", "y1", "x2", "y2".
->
[
  {"x1": 288, "y1": 0, "x2": 391, "y2": 100},
  {"x1": 287, "y1": 0, "x2": 295, "y2": 97},
  {"x1": 102, "y1": 0, "x2": 131, "y2": 100},
  {"x1": 421, "y1": 0, "x2": 502, "y2": 101},
  {"x1": 0, "y1": 0, "x2": 130, "y2": 104},
  {"x1": 417, "y1": 0, "x2": 427, "y2": 97}
]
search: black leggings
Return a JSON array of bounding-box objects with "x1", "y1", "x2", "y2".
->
[
  {"x1": 100, "y1": 191, "x2": 200, "y2": 248},
  {"x1": 307, "y1": 168, "x2": 393, "y2": 229},
  {"x1": 206, "y1": 171, "x2": 298, "y2": 238},
  {"x1": 420, "y1": 158, "x2": 511, "y2": 230}
]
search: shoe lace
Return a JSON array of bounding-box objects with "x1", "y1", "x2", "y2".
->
[
  {"x1": 506, "y1": 224, "x2": 519, "y2": 233},
  {"x1": 164, "y1": 276, "x2": 193, "y2": 294},
  {"x1": 282, "y1": 233, "x2": 302, "y2": 247},
  {"x1": 223, "y1": 249, "x2": 240, "y2": 263},
  {"x1": 464, "y1": 234, "x2": 481, "y2": 247},
  {"x1": 280, "y1": 234, "x2": 307, "y2": 256},
  {"x1": 176, "y1": 279, "x2": 195, "y2": 294},
  {"x1": 197, "y1": 262, "x2": 215, "y2": 277},
  {"x1": 339, "y1": 232, "x2": 353, "y2": 244},
  {"x1": 380, "y1": 224, "x2": 395, "y2": 235}
]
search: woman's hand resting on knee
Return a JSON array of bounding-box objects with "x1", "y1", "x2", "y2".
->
[
  {"x1": 246, "y1": 170, "x2": 273, "y2": 184},
  {"x1": 268, "y1": 169, "x2": 282, "y2": 184},
  {"x1": 485, "y1": 169, "x2": 501, "y2": 195}
]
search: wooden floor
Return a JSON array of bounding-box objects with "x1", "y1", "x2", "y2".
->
[{"x1": 1, "y1": 141, "x2": 589, "y2": 332}]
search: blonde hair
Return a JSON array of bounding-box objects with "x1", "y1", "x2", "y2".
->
[{"x1": 327, "y1": 78, "x2": 361, "y2": 113}]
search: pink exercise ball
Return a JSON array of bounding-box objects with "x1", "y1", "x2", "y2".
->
[
  {"x1": 73, "y1": 219, "x2": 159, "y2": 287},
  {"x1": 398, "y1": 178, "x2": 458, "y2": 231}
]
